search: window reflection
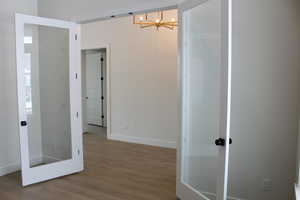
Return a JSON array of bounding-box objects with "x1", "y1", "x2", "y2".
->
[{"x1": 24, "y1": 53, "x2": 32, "y2": 114}]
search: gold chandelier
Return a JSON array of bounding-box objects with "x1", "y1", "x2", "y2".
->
[{"x1": 133, "y1": 11, "x2": 178, "y2": 30}]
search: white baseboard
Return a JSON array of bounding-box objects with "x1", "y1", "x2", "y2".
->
[
  {"x1": 0, "y1": 162, "x2": 20, "y2": 177},
  {"x1": 201, "y1": 190, "x2": 247, "y2": 200},
  {"x1": 0, "y1": 156, "x2": 41, "y2": 177},
  {"x1": 83, "y1": 127, "x2": 88, "y2": 133},
  {"x1": 108, "y1": 133, "x2": 177, "y2": 149},
  {"x1": 0, "y1": 156, "x2": 61, "y2": 177}
]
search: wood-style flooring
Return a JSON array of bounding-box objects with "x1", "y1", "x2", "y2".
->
[{"x1": 0, "y1": 132, "x2": 177, "y2": 200}]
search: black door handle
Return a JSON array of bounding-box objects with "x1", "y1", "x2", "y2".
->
[
  {"x1": 215, "y1": 138, "x2": 232, "y2": 146},
  {"x1": 20, "y1": 121, "x2": 27, "y2": 127}
]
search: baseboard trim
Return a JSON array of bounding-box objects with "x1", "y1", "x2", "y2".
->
[
  {"x1": 0, "y1": 156, "x2": 61, "y2": 177},
  {"x1": 108, "y1": 134, "x2": 177, "y2": 149},
  {"x1": 0, "y1": 156, "x2": 41, "y2": 177},
  {"x1": 0, "y1": 162, "x2": 20, "y2": 177},
  {"x1": 200, "y1": 190, "x2": 247, "y2": 200}
]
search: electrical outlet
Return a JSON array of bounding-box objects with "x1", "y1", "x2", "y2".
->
[{"x1": 262, "y1": 178, "x2": 272, "y2": 192}]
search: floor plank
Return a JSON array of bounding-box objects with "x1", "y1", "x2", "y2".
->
[{"x1": 0, "y1": 133, "x2": 177, "y2": 200}]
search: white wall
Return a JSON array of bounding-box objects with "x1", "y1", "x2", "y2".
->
[
  {"x1": 228, "y1": 0, "x2": 300, "y2": 199},
  {"x1": 81, "y1": 10, "x2": 179, "y2": 148},
  {"x1": 0, "y1": 0, "x2": 38, "y2": 175},
  {"x1": 37, "y1": 0, "x2": 178, "y2": 23}
]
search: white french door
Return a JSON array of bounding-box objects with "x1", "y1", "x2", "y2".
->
[
  {"x1": 177, "y1": 0, "x2": 232, "y2": 200},
  {"x1": 16, "y1": 14, "x2": 83, "y2": 186},
  {"x1": 86, "y1": 51, "x2": 104, "y2": 127}
]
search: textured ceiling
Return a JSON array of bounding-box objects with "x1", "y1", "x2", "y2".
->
[{"x1": 38, "y1": 0, "x2": 180, "y2": 23}]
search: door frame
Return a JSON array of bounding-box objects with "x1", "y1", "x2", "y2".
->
[
  {"x1": 15, "y1": 13, "x2": 83, "y2": 186},
  {"x1": 81, "y1": 45, "x2": 111, "y2": 138},
  {"x1": 176, "y1": 0, "x2": 232, "y2": 199}
]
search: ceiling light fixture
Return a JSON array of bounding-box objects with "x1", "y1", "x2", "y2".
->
[{"x1": 133, "y1": 11, "x2": 178, "y2": 30}]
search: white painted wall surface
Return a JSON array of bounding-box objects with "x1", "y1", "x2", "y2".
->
[
  {"x1": 0, "y1": 0, "x2": 37, "y2": 175},
  {"x1": 228, "y1": 0, "x2": 300, "y2": 199},
  {"x1": 81, "y1": 10, "x2": 179, "y2": 148}
]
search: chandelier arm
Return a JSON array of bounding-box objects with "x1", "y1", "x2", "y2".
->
[
  {"x1": 135, "y1": 22, "x2": 156, "y2": 25},
  {"x1": 162, "y1": 25, "x2": 175, "y2": 30},
  {"x1": 141, "y1": 24, "x2": 156, "y2": 28},
  {"x1": 160, "y1": 22, "x2": 178, "y2": 25}
]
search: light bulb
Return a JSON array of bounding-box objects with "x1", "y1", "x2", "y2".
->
[
  {"x1": 156, "y1": 19, "x2": 160, "y2": 23},
  {"x1": 139, "y1": 16, "x2": 144, "y2": 21},
  {"x1": 171, "y1": 18, "x2": 176, "y2": 22}
]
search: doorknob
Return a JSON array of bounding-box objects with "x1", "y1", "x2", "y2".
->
[
  {"x1": 20, "y1": 121, "x2": 27, "y2": 127},
  {"x1": 215, "y1": 138, "x2": 232, "y2": 146}
]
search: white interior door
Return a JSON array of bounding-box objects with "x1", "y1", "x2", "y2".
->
[
  {"x1": 86, "y1": 51, "x2": 103, "y2": 126},
  {"x1": 16, "y1": 13, "x2": 83, "y2": 186},
  {"x1": 177, "y1": 0, "x2": 232, "y2": 200}
]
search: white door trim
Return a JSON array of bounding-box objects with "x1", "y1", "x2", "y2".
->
[
  {"x1": 81, "y1": 45, "x2": 111, "y2": 138},
  {"x1": 219, "y1": 0, "x2": 232, "y2": 199},
  {"x1": 15, "y1": 13, "x2": 83, "y2": 186}
]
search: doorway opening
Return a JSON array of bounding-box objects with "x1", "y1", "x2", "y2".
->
[
  {"x1": 77, "y1": 9, "x2": 178, "y2": 199},
  {"x1": 81, "y1": 47, "x2": 110, "y2": 138}
]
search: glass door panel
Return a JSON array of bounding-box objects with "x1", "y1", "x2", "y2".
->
[
  {"x1": 24, "y1": 24, "x2": 72, "y2": 168},
  {"x1": 182, "y1": 0, "x2": 221, "y2": 198},
  {"x1": 177, "y1": 0, "x2": 232, "y2": 199}
]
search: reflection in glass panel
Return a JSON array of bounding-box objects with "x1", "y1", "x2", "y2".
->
[
  {"x1": 182, "y1": 0, "x2": 221, "y2": 199},
  {"x1": 24, "y1": 53, "x2": 32, "y2": 114},
  {"x1": 24, "y1": 24, "x2": 72, "y2": 168}
]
